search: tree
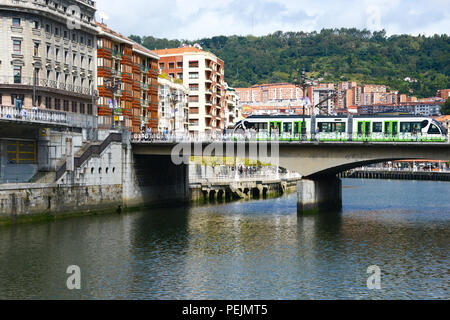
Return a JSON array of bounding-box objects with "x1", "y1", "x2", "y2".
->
[{"x1": 441, "y1": 98, "x2": 450, "y2": 115}]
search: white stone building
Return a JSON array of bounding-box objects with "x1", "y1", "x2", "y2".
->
[{"x1": 157, "y1": 76, "x2": 189, "y2": 135}]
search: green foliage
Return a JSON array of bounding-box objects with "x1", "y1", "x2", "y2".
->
[
  {"x1": 442, "y1": 98, "x2": 450, "y2": 115},
  {"x1": 136, "y1": 28, "x2": 449, "y2": 98}
]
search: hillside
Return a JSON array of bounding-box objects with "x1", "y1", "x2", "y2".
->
[{"x1": 129, "y1": 28, "x2": 450, "y2": 98}]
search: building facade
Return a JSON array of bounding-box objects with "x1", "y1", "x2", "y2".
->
[
  {"x1": 96, "y1": 23, "x2": 159, "y2": 133},
  {"x1": 158, "y1": 76, "x2": 189, "y2": 135},
  {"x1": 236, "y1": 83, "x2": 303, "y2": 104},
  {"x1": 224, "y1": 84, "x2": 241, "y2": 129},
  {"x1": 0, "y1": 0, "x2": 98, "y2": 130},
  {"x1": 154, "y1": 47, "x2": 226, "y2": 135}
]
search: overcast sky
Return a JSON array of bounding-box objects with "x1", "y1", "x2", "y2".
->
[{"x1": 95, "y1": 0, "x2": 449, "y2": 40}]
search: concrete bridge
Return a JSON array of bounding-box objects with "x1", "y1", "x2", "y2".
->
[{"x1": 132, "y1": 140, "x2": 450, "y2": 213}]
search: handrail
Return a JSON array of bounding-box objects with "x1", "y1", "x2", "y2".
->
[{"x1": 55, "y1": 133, "x2": 122, "y2": 181}]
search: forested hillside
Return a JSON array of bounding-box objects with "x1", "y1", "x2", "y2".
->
[{"x1": 129, "y1": 29, "x2": 449, "y2": 98}]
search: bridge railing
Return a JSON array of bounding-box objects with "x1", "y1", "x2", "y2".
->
[
  {"x1": 131, "y1": 132, "x2": 449, "y2": 143},
  {"x1": 189, "y1": 172, "x2": 302, "y2": 184}
]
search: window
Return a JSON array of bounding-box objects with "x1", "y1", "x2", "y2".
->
[
  {"x1": 45, "y1": 24, "x2": 50, "y2": 33},
  {"x1": 97, "y1": 77, "x2": 104, "y2": 86},
  {"x1": 46, "y1": 45, "x2": 51, "y2": 57},
  {"x1": 45, "y1": 97, "x2": 52, "y2": 109},
  {"x1": 12, "y1": 18, "x2": 21, "y2": 26},
  {"x1": 177, "y1": 73, "x2": 183, "y2": 79},
  {"x1": 13, "y1": 40, "x2": 21, "y2": 54},
  {"x1": 72, "y1": 101, "x2": 77, "y2": 113},
  {"x1": 55, "y1": 27, "x2": 59, "y2": 36},
  {"x1": 177, "y1": 61, "x2": 183, "y2": 68},
  {"x1": 13, "y1": 66, "x2": 21, "y2": 84},
  {"x1": 318, "y1": 122, "x2": 346, "y2": 133},
  {"x1": 55, "y1": 99, "x2": 61, "y2": 110},
  {"x1": 373, "y1": 122, "x2": 382, "y2": 133},
  {"x1": 64, "y1": 30, "x2": 68, "y2": 39},
  {"x1": 159, "y1": 62, "x2": 165, "y2": 70},
  {"x1": 189, "y1": 84, "x2": 199, "y2": 91},
  {"x1": 189, "y1": 60, "x2": 199, "y2": 68},
  {"x1": 169, "y1": 73, "x2": 175, "y2": 78},
  {"x1": 63, "y1": 100, "x2": 69, "y2": 111},
  {"x1": 428, "y1": 124, "x2": 440, "y2": 134},
  {"x1": 33, "y1": 42, "x2": 39, "y2": 56},
  {"x1": 168, "y1": 62, "x2": 175, "y2": 69},
  {"x1": 33, "y1": 21, "x2": 39, "y2": 29},
  {"x1": 80, "y1": 103, "x2": 85, "y2": 114},
  {"x1": 97, "y1": 38, "x2": 103, "y2": 49},
  {"x1": 189, "y1": 72, "x2": 199, "y2": 79}
]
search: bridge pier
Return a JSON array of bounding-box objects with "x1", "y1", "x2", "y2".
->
[{"x1": 297, "y1": 176, "x2": 342, "y2": 214}]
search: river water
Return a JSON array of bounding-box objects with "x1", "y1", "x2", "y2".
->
[{"x1": 0, "y1": 179, "x2": 448, "y2": 300}]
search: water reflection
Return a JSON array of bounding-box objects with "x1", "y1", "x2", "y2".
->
[{"x1": 0, "y1": 179, "x2": 448, "y2": 299}]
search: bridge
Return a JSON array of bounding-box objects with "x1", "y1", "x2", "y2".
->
[{"x1": 132, "y1": 139, "x2": 450, "y2": 213}]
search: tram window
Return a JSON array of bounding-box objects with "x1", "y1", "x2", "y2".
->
[
  {"x1": 384, "y1": 122, "x2": 390, "y2": 134},
  {"x1": 428, "y1": 124, "x2": 440, "y2": 134},
  {"x1": 392, "y1": 122, "x2": 398, "y2": 135},
  {"x1": 365, "y1": 122, "x2": 371, "y2": 133},
  {"x1": 283, "y1": 123, "x2": 292, "y2": 133},
  {"x1": 400, "y1": 122, "x2": 411, "y2": 133},
  {"x1": 318, "y1": 122, "x2": 346, "y2": 133},
  {"x1": 358, "y1": 122, "x2": 363, "y2": 135},
  {"x1": 400, "y1": 122, "x2": 422, "y2": 133},
  {"x1": 335, "y1": 122, "x2": 346, "y2": 132},
  {"x1": 373, "y1": 122, "x2": 382, "y2": 133}
]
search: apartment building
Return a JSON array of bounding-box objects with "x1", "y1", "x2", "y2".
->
[
  {"x1": 96, "y1": 23, "x2": 159, "y2": 133},
  {"x1": 224, "y1": 84, "x2": 241, "y2": 129},
  {"x1": 154, "y1": 47, "x2": 226, "y2": 135},
  {"x1": 307, "y1": 83, "x2": 335, "y2": 115},
  {"x1": 0, "y1": 0, "x2": 98, "y2": 127},
  {"x1": 236, "y1": 83, "x2": 303, "y2": 104},
  {"x1": 158, "y1": 76, "x2": 189, "y2": 134}
]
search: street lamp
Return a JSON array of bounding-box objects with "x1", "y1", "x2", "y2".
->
[
  {"x1": 105, "y1": 77, "x2": 121, "y2": 130},
  {"x1": 294, "y1": 68, "x2": 314, "y2": 140}
]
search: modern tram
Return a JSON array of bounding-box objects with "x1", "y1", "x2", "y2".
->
[{"x1": 232, "y1": 115, "x2": 448, "y2": 142}]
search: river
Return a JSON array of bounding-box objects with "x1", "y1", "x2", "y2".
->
[{"x1": 0, "y1": 179, "x2": 448, "y2": 300}]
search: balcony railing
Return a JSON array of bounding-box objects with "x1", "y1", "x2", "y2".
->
[
  {"x1": 0, "y1": 75, "x2": 98, "y2": 96},
  {"x1": 0, "y1": 105, "x2": 67, "y2": 125}
]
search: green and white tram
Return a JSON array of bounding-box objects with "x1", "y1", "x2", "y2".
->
[{"x1": 233, "y1": 115, "x2": 448, "y2": 142}]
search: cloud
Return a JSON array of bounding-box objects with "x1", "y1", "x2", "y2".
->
[{"x1": 95, "y1": 0, "x2": 450, "y2": 39}]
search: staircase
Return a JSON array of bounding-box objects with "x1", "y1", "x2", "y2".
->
[{"x1": 55, "y1": 133, "x2": 122, "y2": 182}]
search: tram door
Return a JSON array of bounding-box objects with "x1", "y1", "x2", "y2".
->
[
  {"x1": 270, "y1": 121, "x2": 282, "y2": 136},
  {"x1": 357, "y1": 121, "x2": 371, "y2": 140},
  {"x1": 384, "y1": 121, "x2": 398, "y2": 140},
  {"x1": 294, "y1": 121, "x2": 304, "y2": 139}
]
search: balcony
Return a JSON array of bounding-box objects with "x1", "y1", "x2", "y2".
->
[
  {"x1": 141, "y1": 99, "x2": 150, "y2": 107},
  {"x1": 112, "y1": 50, "x2": 122, "y2": 60},
  {"x1": 112, "y1": 69, "x2": 122, "y2": 78},
  {"x1": 0, "y1": 75, "x2": 98, "y2": 97},
  {"x1": 0, "y1": 105, "x2": 67, "y2": 126},
  {"x1": 141, "y1": 66, "x2": 149, "y2": 74},
  {"x1": 141, "y1": 83, "x2": 149, "y2": 91}
]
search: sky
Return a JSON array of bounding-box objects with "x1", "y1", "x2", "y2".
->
[{"x1": 95, "y1": 0, "x2": 450, "y2": 40}]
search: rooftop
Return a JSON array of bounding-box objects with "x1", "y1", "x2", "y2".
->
[{"x1": 154, "y1": 47, "x2": 204, "y2": 56}]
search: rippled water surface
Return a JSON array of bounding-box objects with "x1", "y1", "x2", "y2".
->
[{"x1": 0, "y1": 179, "x2": 449, "y2": 299}]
